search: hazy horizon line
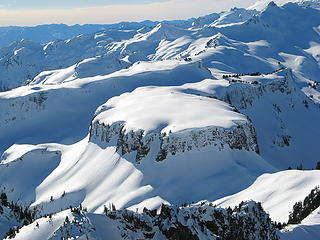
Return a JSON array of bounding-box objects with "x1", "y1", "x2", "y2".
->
[{"x1": 0, "y1": 0, "x2": 262, "y2": 27}]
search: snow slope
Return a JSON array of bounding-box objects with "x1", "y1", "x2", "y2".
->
[
  {"x1": 0, "y1": 130, "x2": 271, "y2": 216},
  {"x1": 248, "y1": 0, "x2": 320, "y2": 10},
  {"x1": 30, "y1": 55, "x2": 130, "y2": 85},
  {"x1": 93, "y1": 85, "x2": 248, "y2": 134},
  {"x1": 0, "y1": 30, "x2": 136, "y2": 90},
  {"x1": 212, "y1": 169, "x2": 320, "y2": 239},
  {"x1": 213, "y1": 170, "x2": 320, "y2": 222},
  {"x1": 281, "y1": 206, "x2": 320, "y2": 240}
]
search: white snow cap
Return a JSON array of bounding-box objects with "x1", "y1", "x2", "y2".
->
[{"x1": 94, "y1": 83, "x2": 248, "y2": 135}]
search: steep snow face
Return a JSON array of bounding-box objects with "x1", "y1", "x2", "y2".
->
[
  {"x1": 175, "y1": 32, "x2": 276, "y2": 77},
  {"x1": 213, "y1": 170, "x2": 320, "y2": 223},
  {"x1": 0, "y1": 207, "x2": 19, "y2": 238},
  {"x1": 0, "y1": 39, "x2": 44, "y2": 90},
  {"x1": 191, "y1": 13, "x2": 220, "y2": 28},
  {"x1": 242, "y1": 1, "x2": 320, "y2": 49},
  {"x1": 211, "y1": 71, "x2": 320, "y2": 169},
  {"x1": 0, "y1": 148, "x2": 61, "y2": 205}
]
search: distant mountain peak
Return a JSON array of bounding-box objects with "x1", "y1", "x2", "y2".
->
[
  {"x1": 249, "y1": 0, "x2": 320, "y2": 10},
  {"x1": 268, "y1": 1, "x2": 278, "y2": 7},
  {"x1": 139, "y1": 22, "x2": 188, "y2": 41}
]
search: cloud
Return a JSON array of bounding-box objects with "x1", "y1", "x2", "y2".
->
[{"x1": 0, "y1": 0, "x2": 258, "y2": 26}]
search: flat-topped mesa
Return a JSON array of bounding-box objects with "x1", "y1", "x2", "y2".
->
[{"x1": 89, "y1": 85, "x2": 259, "y2": 163}]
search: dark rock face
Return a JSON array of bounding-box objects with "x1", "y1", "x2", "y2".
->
[
  {"x1": 89, "y1": 120, "x2": 259, "y2": 163},
  {"x1": 221, "y1": 71, "x2": 295, "y2": 111}
]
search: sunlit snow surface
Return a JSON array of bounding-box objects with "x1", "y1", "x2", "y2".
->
[
  {"x1": 0, "y1": 1, "x2": 319, "y2": 239},
  {"x1": 213, "y1": 170, "x2": 320, "y2": 222}
]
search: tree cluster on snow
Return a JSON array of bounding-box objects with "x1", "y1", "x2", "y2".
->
[
  {"x1": 288, "y1": 186, "x2": 320, "y2": 224},
  {"x1": 101, "y1": 201, "x2": 279, "y2": 240},
  {"x1": 0, "y1": 192, "x2": 38, "y2": 239}
]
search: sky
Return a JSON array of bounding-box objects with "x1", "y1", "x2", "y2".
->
[
  {"x1": 0, "y1": 0, "x2": 282, "y2": 26},
  {"x1": 0, "y1": 0, "x2": 168, "y2": 9}
]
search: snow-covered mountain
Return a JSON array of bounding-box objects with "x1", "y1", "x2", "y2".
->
[
  {"x1": 0, "y1": 21, "x2": 169, "y2": 48},
  {"x1": 0, "y1": 1, "x2": 319, "y2": 239},
  {"x1": 248, "y1": 0, "x2": 320, "y2": 10}
]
